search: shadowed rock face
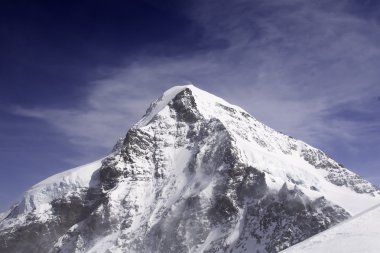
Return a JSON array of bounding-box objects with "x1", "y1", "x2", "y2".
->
[
  {"x1": 170, "y1": 88, "x2": 202, "y2": 123},
  {"x1": 0, "y1": 86, "x2": 376, "y2": 253},
  {"x1": 235, "y1": 185, "x2": 350, "y2": 253}
]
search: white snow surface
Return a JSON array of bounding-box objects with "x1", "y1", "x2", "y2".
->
[{"x1": 282, "y1": 203, "x2": 380, "y2": 253}]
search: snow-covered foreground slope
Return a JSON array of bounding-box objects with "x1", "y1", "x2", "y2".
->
[
  {"x1": 1, "y1": 85, "x2": 379, "y2": 253},
  {"x1": 282, "y1": 203, "x2": 380, "y2": 253}
]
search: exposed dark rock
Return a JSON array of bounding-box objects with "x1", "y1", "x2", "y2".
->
[
  {"x1": 236, "y1": 166, "x2": 267, "y2": 201},
  {"x1": 169, "y1": 88, "x2": 201, "y2": 123},
  {"x1": 209, "y1": 195, "x2": 238, "y2": 223},
  {"x1": 232, "y1": 184, "x2": 350, "y2": 253},
  {"x1": 99, "y1": 164, "x2": 122, "y2": 191}
]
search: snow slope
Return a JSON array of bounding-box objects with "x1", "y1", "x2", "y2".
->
[{"x1": 282, "y1": 203, "x2": 380, "y2": 253}]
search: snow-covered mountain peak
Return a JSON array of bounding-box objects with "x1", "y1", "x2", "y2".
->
[
  {"x1": 132, "y1": 85, "x2": 379, "y2": 215},
  {"x1": 1, "y1": 85, "x2": 379, "y2": 253}
]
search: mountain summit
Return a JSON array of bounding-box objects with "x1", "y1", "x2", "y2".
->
[{"x1": 1, "y1": 85, "x2": 379, "y2": 253}]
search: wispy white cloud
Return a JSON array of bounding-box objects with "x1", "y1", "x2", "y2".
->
[{"x1": 10, "y1": 0, "x2": 380, "y2": 178}]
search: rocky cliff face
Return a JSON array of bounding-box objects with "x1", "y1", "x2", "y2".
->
[{"x1": 1, "y1": 85, "x2": 379, "y2": 253}]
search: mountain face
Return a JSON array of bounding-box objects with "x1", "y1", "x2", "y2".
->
[
  {"x1": 1, "y1": 85, "x2": 379, "y2": 253},
  {"x1": 282, "y1": 203, "x2": 380, "y2": 253}
]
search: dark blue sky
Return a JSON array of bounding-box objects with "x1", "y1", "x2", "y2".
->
[{"x1": 1, "y1": 0, "x2": 380, "y2": 211}]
